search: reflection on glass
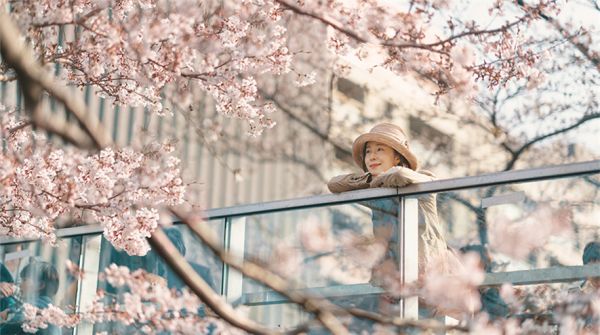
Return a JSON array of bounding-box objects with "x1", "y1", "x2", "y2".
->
[
  {"x1": 94, "y1": 221, "x2": 225, "y2": 333},
  {"x1": 97, "y1": 221, "x2": 224, "y2": 293},
  {"x1": 0, "y1": 236, "x2": 83, "y2": 335},
  {"x1": 242, "y1": 201, "x2": 388, "y2": 290},
  {"x1": 436, "y1": 175, "x2": 600, "y2": 273},
  {"x1": 239, "y1": 197, "x2": 404, "y2": 330}
]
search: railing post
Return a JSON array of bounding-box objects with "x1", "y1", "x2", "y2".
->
[
  {"x1": 221, "y1": 216, "x2": 246, "y2": 304},
  {"x1": 399, "y1": 197, "x2": 419, "y2": 319},
  {"x1": 74, "y1": 234, "x2": 102, "y2": 335}
]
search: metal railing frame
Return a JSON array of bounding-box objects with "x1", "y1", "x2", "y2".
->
[{"x1": 1, "y1": 159, "x2": 598, "y2": 244}]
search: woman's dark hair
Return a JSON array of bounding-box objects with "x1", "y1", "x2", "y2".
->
[
  {"x1": 396, "y1": 154, "x2": 410, "y2": 168},
  {"x1": 582, "y1": 242, "x2": 600, "y2": 265},
  {"x1": 20, "y1": 261, "x2": 59, "y2": 297}
]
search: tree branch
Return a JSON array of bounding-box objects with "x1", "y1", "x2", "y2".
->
[
  {"x1": 345, "y1": 307, "x2": 468, "y2": 332},
  {"x1": 172, "y1": 208, "x2": 466, "y2": 333},
  {"x1": 0, "y1": 11, "x2": 112, "y2": 150},
  {"x1": 438, "y1": 192, "x2": 478, "y2": 213},
  {"x1": 170, "y1": 208, "x2": 350, "y2": 335},
  {"x1": 505, "y1": 112, "x2": 600, "y2": 170},
  {"x1": 148, "y1": 228, "x2": 281, "y2": 335},
  {"x1": 276, "y1": 0, "x2": 530, "y2": 51},
  {"x1": 584, "y1": 176, "x2": 600, "y2": 188},
  {"x1": 517, "y1": 1, "x2": 600, "y2": 71}
]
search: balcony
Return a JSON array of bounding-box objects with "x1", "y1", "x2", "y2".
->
[{"x1": 1, "y1": 160, "x2": 600, "y2": 333}]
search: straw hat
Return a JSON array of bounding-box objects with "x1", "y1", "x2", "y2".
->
[{"x1": 352, "y1": 123, "x2": 419, "y2": 171}]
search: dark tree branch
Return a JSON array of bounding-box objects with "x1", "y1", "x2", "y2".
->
[
  {"x1": 505, "y1": 112, "x2": 600, "y2": 171},
  {"x1": 172, "y1": 208, "x2": 467, "y2": 334},
  {"x1": 170, "y1": 208, "x2": 350, "y2": 335},
  {"x1": 438, "y1": 192, "x2": 478, "y2": 213},
  {"x1": 584, "y1": 176, "x2": 600, "y2": 188},
  {"x1": 148, "y1": 229, "x2": 278, "y2": 334},
  {"x1": 0, "y1": 12, "x2": 111, "y2": 150}
]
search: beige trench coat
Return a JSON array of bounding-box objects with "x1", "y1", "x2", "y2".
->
[{"x1": 327, "y1": 167, "x2": 448, "y2": 274}]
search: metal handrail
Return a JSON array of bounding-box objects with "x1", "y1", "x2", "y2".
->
[
  {"x1": 1, "y1": 159, "x2": 599, "y2": 244},
  {"x1": 205, "y1": 159, "x2": 600, "y2": 219}
]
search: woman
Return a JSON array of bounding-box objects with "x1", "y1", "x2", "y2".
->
[
  {"x1": 0, "y1": 261, "x2": 61, "y2": 335},
  {"x1": 327, "y1": 123, "x2": 448, "y2": 278}
]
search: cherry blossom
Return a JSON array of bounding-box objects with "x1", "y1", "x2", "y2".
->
[
  {"x1": 20, "y1": 266, "x2": 239, "y2": 335},
  {"x1": 0, "y1": 110, "x2": 185, "y2": 255},
  {"x1": 2, "y1": 0, "x2": 600, "y2": 333},
  {"x1": 488, "y1": 205, "x2": 572, "y2": 260},
  {"x1": 8, "y1": 0, "x2": 291, "y2": 135},
  {"x1": 4, "y1": 0, "x2": 579, "y2": 136}
]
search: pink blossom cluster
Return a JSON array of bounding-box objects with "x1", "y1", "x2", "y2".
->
[
  {"x1": 0, "y1": 111, "x2": 185, "y2": 255},
  {"x1": 420, "y1": 252, "x2": 486, "y2": 316},
  {"x1": 21, "y1": 264, "x2": 240, "y2": 334},
  {"x1": 10, "y1": 0, "x2": 291, "y2": 135},
  {"x1": 281, "y1": 0, "x2": 564, "y2": 96},
  {"x1": 488, "y1": 205, "x2": 572, "y2": 260},
  {"x1": 21, "y1": 303, "x2": 80, "y2": 333},
  {"x1": 5, "y1": 0, "x2": 570, "y2": 136}
]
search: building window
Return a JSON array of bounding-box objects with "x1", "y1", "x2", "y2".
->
[
  {"x1": 336, "y1": 78, "x2": 365, "y2": 103},
  {"x1": 409, "y1": 115, "x2": 453, "y2": 151}
]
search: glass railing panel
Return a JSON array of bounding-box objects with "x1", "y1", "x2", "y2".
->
[
  {"x1": 433, "y1": 173, "x2": 600, "y2": 273},
  {"x1": 95, "y1": 221, "x2": 224, "y2": 292},
  {"x1": 234, "y1": 196, "x2": 404, "y2": 329},
  {"x1": 0, "y1": 164, "x2": 597, "y2": 333},
  {"x1": 93, "y1": 220, "x2": 225, "y2": 333},
  {"x1": 234, "y1": 172, "x2": 600, "y2": 330},
  {"x1": 0, "y1": 236, "x2": 84, "y2": 335},
  {"x1": 407, "y1": 172, "x2": 600, "y2": 322}
]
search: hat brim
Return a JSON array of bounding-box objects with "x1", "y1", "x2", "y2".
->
[{"x1": 352, "y1": 133, "x2": 419, "y2": 171}]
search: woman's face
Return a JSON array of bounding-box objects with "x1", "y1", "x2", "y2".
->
[
  {"x1": 364, "y1": 142, "x2": 400, "y2": 177},
  {"x1": 19, "y1": 276, "x2": 39, "y2": 298}
]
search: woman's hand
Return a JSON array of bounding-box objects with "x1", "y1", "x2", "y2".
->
[
  {"x1": 0, "y1": 282, "x2": 15, "y2": 297},
  {"x1": 327, "y1": 172, "x2": 371, "y2": 193},
  {"x1": 370, "y1": 167, "x2": 434, "y2": 188},
  {"x1": 0, "y1": 309, "x2": 8, "y2": 321},
  {"x1": 370, "y1": 167, "x2": 412, "y2": 188}
]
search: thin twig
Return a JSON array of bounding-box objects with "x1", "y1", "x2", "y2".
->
[{"x1": 275, "y1": 0, "x2": 529, "y2": 52}]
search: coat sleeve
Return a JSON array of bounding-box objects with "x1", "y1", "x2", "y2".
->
[
  {"x1": 327, "y1": 173, "x2": 371, "y2": 193},
  {"x1": 370, "y1": 166, "x2": 435, "y2": 188}
]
